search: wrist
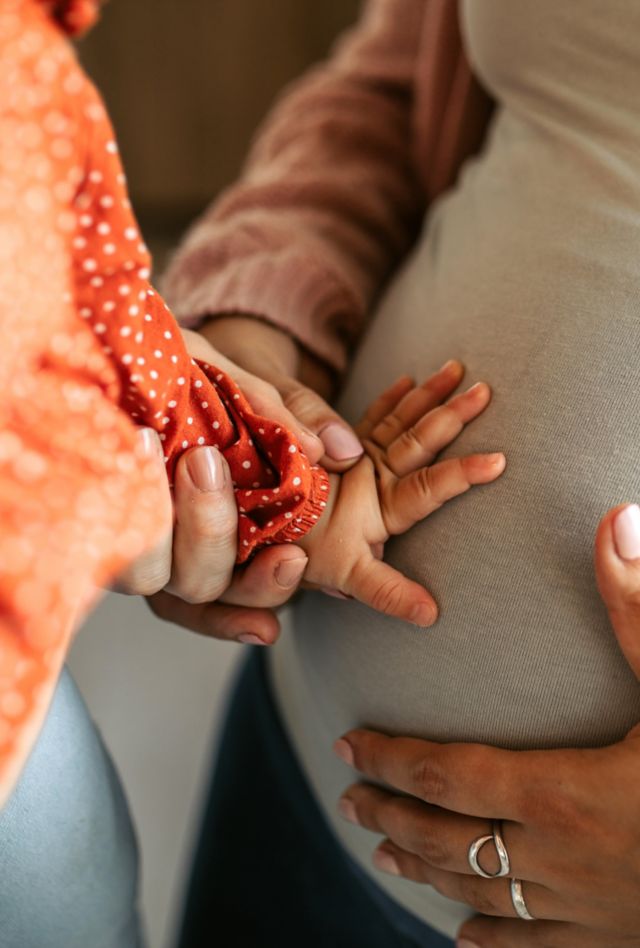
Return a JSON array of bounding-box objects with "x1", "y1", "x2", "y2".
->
[{"x1": 200, "y1": 314, "x2": 299, "y2": 379}]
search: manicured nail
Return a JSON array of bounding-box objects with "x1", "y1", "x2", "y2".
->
[
  {"x1": 410, "y1": 602, "x2": 437, "y2": 627},
  {"x1": 373, "y1": 849, "x2": 400, "y2": 876},
  {"x1": 333, "y1": 738, "x2": 355, "y2": 767},
  {"x1": 319, "y1": 423, "x2": 363, "y2": 462},
  {"x1": 186, "y1": 446, "x2": 226, "y2": 491},
  {"x1": 275, "y1": 555, "x2": 307, "y2": 588},
  {"x1": 613, "y1": 505, "x2": 640, "y2": 561},
  {"x1": 457, "y1": 940, "x2": 481, "y2": 948},
  {"x1": 338, "y1": 797, "x2": 359, "y2": 824},
  {"x1": 137, "y1": 427, "x2": 163, "y2": 460},
  {"x1": 237, "y1": 633, "x2": 266, "y2": 646}
]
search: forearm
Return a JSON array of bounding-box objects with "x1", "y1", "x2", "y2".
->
[{"x1": 163, "y1": 0, "x2": 425, "y2": 373}]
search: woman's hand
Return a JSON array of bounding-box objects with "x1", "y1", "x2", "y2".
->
[
  {"x1": 333, "y1": 504, "x2": 640, "y2": 947},
  {"x1": 200, "y1": 316, "x2": 365, "y2": 470},
  {"x1": 114, "y1": 328, "x2": 329, "y2": 645}
]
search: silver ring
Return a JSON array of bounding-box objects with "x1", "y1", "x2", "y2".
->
[
  {"x1": 510, "y1": 878, "x2": 535, "y2": 921},
  {"x1": 467, "y1": 819, "x2": 510, "y2": 878}
]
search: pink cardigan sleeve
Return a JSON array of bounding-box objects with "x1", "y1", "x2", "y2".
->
[{"x1": 162, "y1": 0, "x2": 427, "y2": 373}]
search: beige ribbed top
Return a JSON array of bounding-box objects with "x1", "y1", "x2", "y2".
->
[{"x1": 270, "y1": 0, "x2": 640, "y2": 937}]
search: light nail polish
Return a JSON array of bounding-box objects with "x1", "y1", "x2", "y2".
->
[
  {"x1": 373, "y1": 849, "x2": 400, "y2": 876},
  {"x1": 319, "y1": 423, "x2": 363, "y2": 462},
  {"x1": 275, "y1": 556, "x2": 307, "y2": 588},
  {"x1": 613, "y1": 504, "x2": 640, "y2": 561},
  {"x1": 137, "y1": 427, "x2": 163, "y2": 459},
  {"x1": 237, "y1": 633, "x2": 266, "y2": 646},
  {"x1": 333, "y1": 738, "x2": 355, "y2": 767},
  {"x1": 338, "y1": 797, "x2": 359, "y2": 824},
  {"x1": 186, "y1": 446, "x2": 225, "y2": 492}
]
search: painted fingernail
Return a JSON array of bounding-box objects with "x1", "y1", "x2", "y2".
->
[
  {"x1": 410, "y1": 602, "x2": 437, "y2": 627},
  {"x1": 333, "y1": 738, "x2": 355, "y2": 767},
  {"x1": 613, "y1": 505, "x2": 640, "y2": 561},
  {"x1": 319, "y1": 423, "x2": 363, "y2": 462},
  {"x1": 237, "y1": 633, "x2": 267, "y2": 646},
  {"x1": 456, "y1": 941, "x2": 481, "y2": 948},
  {"x1": 275, "y1": 555, "x2": 308, "y2": 588},
  {"x1": 338, "y1": 797, "x2": 359, "y2": 824},
  {"x1": 137, "y1": 427, "x2": 163, "y2": 460},
  {"x1": 373, "y1": 849, "x2": 400, "y2": 876},
  {"x1": 186, "y1": 446, "x2": 226, "y2": 492}
]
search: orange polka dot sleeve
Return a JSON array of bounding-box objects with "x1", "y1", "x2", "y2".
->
[{"x1": 0, "y1": 0, "x2": 328, "y2": 806}]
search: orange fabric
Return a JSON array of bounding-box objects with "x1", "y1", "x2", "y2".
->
[{"x1": 0, "y1": 0, "x2": 328, "y2": 805}]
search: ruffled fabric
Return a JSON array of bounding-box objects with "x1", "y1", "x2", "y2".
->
[{"x1": 39, "y1": 0, "x2": 101, "y2": 35}]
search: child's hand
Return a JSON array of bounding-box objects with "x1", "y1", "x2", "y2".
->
[{"x1": 299, "y1": 360, "x2": 505, "y2": 626}]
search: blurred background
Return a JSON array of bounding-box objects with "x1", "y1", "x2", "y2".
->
[{"x1": 68, "y1": 3, "x2": 359, "y2": 947}]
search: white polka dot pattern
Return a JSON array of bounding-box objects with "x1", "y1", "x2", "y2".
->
[{"x1": 0, "y1": 0, "x2": 329, "y2": 805}]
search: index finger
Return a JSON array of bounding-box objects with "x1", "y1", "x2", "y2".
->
[{"x1": 334, "y1": 729, "x2": 529, "y2": 821}]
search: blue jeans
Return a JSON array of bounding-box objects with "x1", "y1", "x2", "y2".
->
[
  {"x1": 0, "y1": 669, "x2": 144, "y2": 948},
  {"x1": 178, "y1": 649, "x2": 454, "y2": 948}
]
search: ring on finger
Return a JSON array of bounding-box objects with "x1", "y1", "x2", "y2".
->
[
  {"x1": 510, "y1": 878, "x2": 535, "y2": 920},
  {"x1": 467, "y1": 819, "x2": 511, "y2": 878}
]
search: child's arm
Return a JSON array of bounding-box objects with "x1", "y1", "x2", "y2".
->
[{"x1": 298, "y1": 361, "x2": 506, "y2": 626}]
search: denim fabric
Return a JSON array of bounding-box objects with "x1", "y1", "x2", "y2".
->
[
  {"x1": 0, "y1": 668, "x2": 144, "y2": 948},
  {"x1": 178, "y1": 649, "x2": 454, "y2": 948}
]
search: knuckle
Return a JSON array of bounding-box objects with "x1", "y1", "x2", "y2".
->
[
  {"x1": 169, "y1": 573, "x2": 227, "y2": 605},
  {"x1": 121, "y1": 562, "x2": 171, "y2": 597},
  {"x1": 418, "y1": 829, "x2": 451, "y2": 869},
  {"x1": 282, "y1": 383, "x2": 315, "y2": 419},
  {"x1": 399, "y1": 425, "x2": 424, "y2": 453},
  {"x1": 413, "y1": 755, "x2": 450, "y2": 804},
  {"x1": 187, "y1": 503, "x2": 237, "y2": 545},
  {"x1": 459, "y1": 876, "x2": 499, "y2": 915},
  {"x1": 372, "y1": 412, "x2": 402, "y2": 442},
  {"x1": 413, "y1": 466, "x2": 435, "y2": 499},
  {"x1": 370, "y1": 577, "x2": 405, "y2": 615}
]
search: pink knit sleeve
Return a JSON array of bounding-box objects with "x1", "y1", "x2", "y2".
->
[{"x1": 162, "y1": 0, "x2": 426, "y2": 373}]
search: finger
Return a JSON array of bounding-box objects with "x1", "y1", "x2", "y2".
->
[
  {"x1": 167, "y1": 446, "x2": 238, "y2": 604},
  {"x1": 221, "y1": 545, "x2": 308, "y2": 608},
  {"x1": 369, "y1": 843, "x2": 567, "y2": 923},
  {"x1": 148, "y1": 592, "x2": 280, "y2": 646},
  {"x1": 339, "y1": 783, "x2": 534, "y2": 880},
  {"x1": 274, "y1": 374, "x2": 364, "y2": 471},
  {"x1": 356, "y1": 375, "x2": 416, "y2": 439},
  {"x1": 458, "y1": 917, "x2": 600, "y2": 948},
  {"x1": 595, "y1": 503, "x2": 640, "y2": 682},
  {"x1": 345, "y1": 555, "x2": 438, "y2": 627},
  {"x1": 384, "y1": 453, "x2": 506, "y2": 535},
  {"x1": 369, "y1": 359, "x2": 465, "y2": 448},
  {"x1": 333, "y1": 730, "x2": 535, "y2": 821},
  {"x1": 184, "y1": 330, "x2": 326, "y2": 464},
  {"x1": 232, "y1": 367, "x2": 328, "y2": 465},
  {"x1": 385, "y1": 382, "x2": 492, "y2": 477},
  {"x1": 114, "y1": 428, "x2": 174, "y2": 595}
]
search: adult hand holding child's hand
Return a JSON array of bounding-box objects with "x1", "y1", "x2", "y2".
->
[{"x1": 116, "y1": 329, "x2": 324, "y2": 645}]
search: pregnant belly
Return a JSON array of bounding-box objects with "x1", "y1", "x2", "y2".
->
[{"x1": 275, "y1": 133, "x2": 640, "y2": 757}]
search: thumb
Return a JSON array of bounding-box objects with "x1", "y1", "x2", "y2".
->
[
  {"x1": 274, "y1": 374, "x2": 363, "y2": 472},
  {"x1": 595, "y1": 503, "x2": 640, "y2": 682}
]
